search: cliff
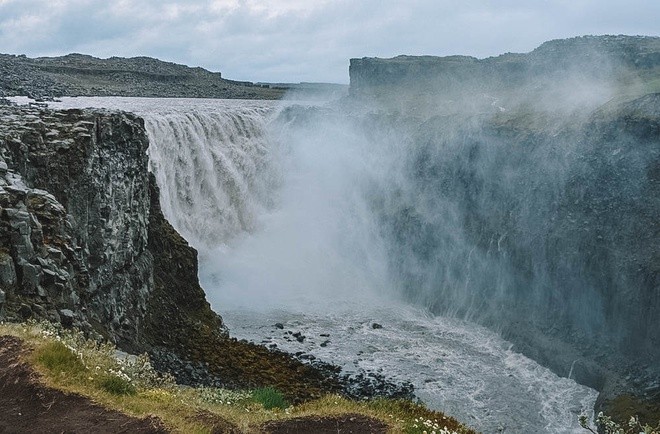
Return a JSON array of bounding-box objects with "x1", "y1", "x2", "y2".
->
[
  {"x1": 349, "y1": 35, "x2": 660, "y2": 116},
  {"x1": 0, "y1": 103, "x2": 347, "y2": 400},
  {"x1": 346, "y1": 35, "x2": 660, "y2": 423},
  {"x1": 0, "y1": 53, "x2": 284, "y2": 100}
]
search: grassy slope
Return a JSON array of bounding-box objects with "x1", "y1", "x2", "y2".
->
[{"x1": 0, "y1": 321, "x2": 477, "y2": 434}]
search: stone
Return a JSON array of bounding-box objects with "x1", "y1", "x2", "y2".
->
[
  {"x1": 0, "y1": 254, "x2": 16, "y2": 287},
  {"x1": 18, "y1": 303, "x2": 31, "y2": 319},
  {"x1": 58, "y1": 309, "x2": 74, "y2": 327},
  {"x1": 20, "y1": 262, "x2": 41, "y2": 293},
  {"x1": 372, "y1": 323, "x2": 383, "y2": 329}
]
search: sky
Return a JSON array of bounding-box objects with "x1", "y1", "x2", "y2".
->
[{"x1": 0, "y1": 0, "x2": 658, "y2": 83}]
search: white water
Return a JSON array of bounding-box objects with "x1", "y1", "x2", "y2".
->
[{"x1": 34, "y1": 96, "x2": 598, "y2": 434}]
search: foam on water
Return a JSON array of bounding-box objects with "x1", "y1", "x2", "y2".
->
[{"x1": 219, "y1": 301, "x2": 596, "y2": 433}]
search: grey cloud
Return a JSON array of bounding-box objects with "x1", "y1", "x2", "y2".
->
[{"x1": 0, "y1": 0, "x2": 658, "y2": 83}]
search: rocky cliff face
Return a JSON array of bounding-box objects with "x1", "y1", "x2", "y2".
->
[
  {"x1": 347, "y1": 35, "x2": 660, "y2": 422},
  {"x1": 0, "y1": 102, "x2": 356, "y2": 402},
  {"x1": 0, "y1": 103, "x2": 223, "y2": 349}
]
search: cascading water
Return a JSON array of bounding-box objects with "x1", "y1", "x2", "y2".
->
[{"x1": 41, "y1": 96, "x2": 599, "y2": 433}]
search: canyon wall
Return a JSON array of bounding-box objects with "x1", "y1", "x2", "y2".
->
[
  {"x1": 0, "y1": 103, "x2": 223, "y2": 352},
  {"x1": 347, "y1": 35, "x2": 660, "y2": 417}
]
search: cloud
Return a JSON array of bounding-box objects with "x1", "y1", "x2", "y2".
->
[{"x1": 0, "y1": 0, "x2": 658, "y2": 83}]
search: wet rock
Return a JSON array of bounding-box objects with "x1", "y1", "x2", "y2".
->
[
  {"x1": 372, "y1": 323, "x2": 383, "y2": 329},
  {"x1": 274, "y1": 322, "x2": 284, "y2": 329}
]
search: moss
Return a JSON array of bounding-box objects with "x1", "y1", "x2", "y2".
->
[{"x1": 601, "y1": 394, "x2": 660, "y2": 428}]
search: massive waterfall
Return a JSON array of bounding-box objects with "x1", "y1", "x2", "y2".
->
[{"x1": 41, "y1": 96, "x2": 611, "y2": 433}]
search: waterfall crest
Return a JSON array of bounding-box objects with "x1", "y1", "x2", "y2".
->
[{"x1": 143, "y1": 102, "x2": 279, "y2": 249}]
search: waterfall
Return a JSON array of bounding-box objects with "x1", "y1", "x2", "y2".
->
[
  {"x1": 41, "y1": 96, "x2": 607, "y2": 433},
  {"x1": 143, "y1": 103, "x2": 279, "y2": 249}
]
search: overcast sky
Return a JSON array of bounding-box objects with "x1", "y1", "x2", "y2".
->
[{"x1": 0, "y1": 0, "x2": 658, "y2": 83}]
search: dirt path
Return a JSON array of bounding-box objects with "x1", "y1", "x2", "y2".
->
[
  {"x1": 0, "y1": 335, "x2": 167, "y2": 434},
  {"x1": 260, "y1": 414, "x2": 388, "y2": 433}
]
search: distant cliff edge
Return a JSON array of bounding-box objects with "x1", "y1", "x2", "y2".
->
[{"x1": 0, "y1": 53, "x2": 284, "y2": 100}]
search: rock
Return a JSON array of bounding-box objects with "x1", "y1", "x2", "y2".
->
[
  {"x1": 274, "y1": 322, "x2": 284, "y2": 329},
  {"x1": 0, "y1": 53, "x2": 284, "y2": 100},
  {"x1": 20, "y1": 262, "x2": 41, "y2": 294},
  {"x1": 0, "y1": 254, "x2": 16, "y2": 287},
  {"x1": 18, "y1": 303, "x2": 31, "y2": 319},
  {"x1": 371, "y1": 323, "x2": 383, "y2": 329},
  {"x1": 58, "y1": 309, "x2": 74, "y2": 327}
]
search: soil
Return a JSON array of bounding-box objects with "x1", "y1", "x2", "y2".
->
[
  {"x1": 0, "y1": 335, "x2": 167, "y2": 434},
  {"x1": 260, "y1": 413, "x2": 389, "y2": 434}
]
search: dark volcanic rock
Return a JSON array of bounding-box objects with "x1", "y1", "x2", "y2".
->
[{"x1": 0, "y1": 105, "x2": 154, "y2": 344}]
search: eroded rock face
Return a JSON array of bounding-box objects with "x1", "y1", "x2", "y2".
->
[
  {"x1": 0, "y1": 103, "x2": 223, "y2": 350},
  {"x1": 0, "y1": 104, "x2": 149, "y2": 341}
]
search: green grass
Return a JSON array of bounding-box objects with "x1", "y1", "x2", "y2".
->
[
  {"x1": 35, "y1": 341, "x2": 85, "y2": 375},
  {"x1": 98, "y1": 374, "x2": 137, "y2": 396},
  {"x1": 252, "y1": 387, "x2": 288, "y2": 410}
]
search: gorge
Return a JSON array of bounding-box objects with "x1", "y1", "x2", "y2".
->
[{"x1": 0, "y1": 35, "x2": 658, "y2": 433}]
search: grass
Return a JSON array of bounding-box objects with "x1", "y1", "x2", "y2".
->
[
  {"x1": 0, "y1": 320, "x2": 477, "y2": 433},
  {"x1": 98, "y1": 374, "x2": 137, "y2": 396},
  {"x1": 251, "y1": 387, "x2": 288, "y2": 410},
  {"x1": 36, "y1": 341, "x2": 85, "y2": 375}
]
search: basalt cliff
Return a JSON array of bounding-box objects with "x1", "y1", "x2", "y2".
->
[{"x1": 348, "y1": 35, "x2": 660, "y2": 422}]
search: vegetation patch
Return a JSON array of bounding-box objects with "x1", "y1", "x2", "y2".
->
[
  {"x1": 98, "y1": 374, "x2": 137, "y2": 396},
  {"x1": 35, "y1": 341, "x2": 85, "y2": 375},
  {"x1": 252, "y1": 387, "x2": 289, "y2": 410}
]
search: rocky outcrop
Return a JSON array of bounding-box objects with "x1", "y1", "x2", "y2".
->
[
  {"x1": 345, "y1": 38, "x2": 660, "y2": 413},
  {"x1": 0, "y1": 103, "x2": 166, "y2": 345},
  {"x1": 0, "y1": 53, "x2": 284, "y2": 100}
]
